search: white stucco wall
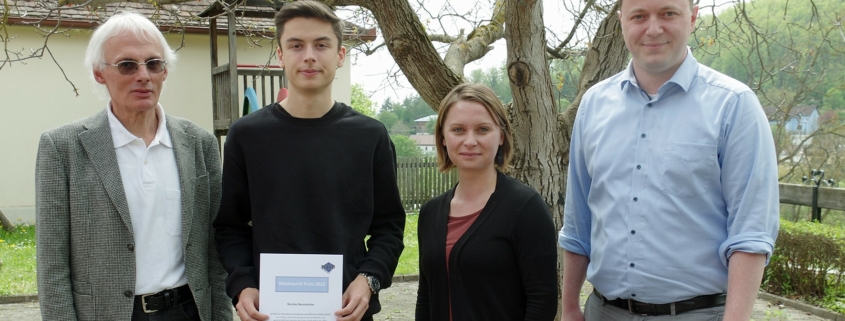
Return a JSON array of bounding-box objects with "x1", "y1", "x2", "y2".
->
[{"x1": 0, "y1": 25, "x2": 352, "y2": 223}]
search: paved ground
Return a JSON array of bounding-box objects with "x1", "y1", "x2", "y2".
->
[{"x1": 0, "y1": 282, "x2": 833, "y2": 320}]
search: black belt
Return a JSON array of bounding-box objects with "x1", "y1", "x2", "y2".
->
[
  {"x1": 134, "y1": 284, "x2": 193, "y2": 313},
  {"x1": 593, "y1": 288, "x2": 726, "y2": 316}
]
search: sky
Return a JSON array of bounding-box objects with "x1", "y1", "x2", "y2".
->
[{"x1": 341, "y1": 0, "x2": 737, "y2": 110}]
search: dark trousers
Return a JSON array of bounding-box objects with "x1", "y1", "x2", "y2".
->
[{"x1": 131, "y1": 300, "x2": 201, "y2": 321}]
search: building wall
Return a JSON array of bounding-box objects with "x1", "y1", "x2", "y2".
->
[
  {"x1": 785, "y1": 110, "x2": 820, "y2": 134},
  {"x1": 0, "y1": 25, "x2": 352, "y2": 223}
]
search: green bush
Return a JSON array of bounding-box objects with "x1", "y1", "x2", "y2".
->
[{"x1": 764, "y1": 219, "x2": 845, "y2": 299}]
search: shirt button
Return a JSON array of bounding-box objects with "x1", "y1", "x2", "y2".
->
[
  {"x1": 631, "y1": 230, "x2": 636, "y2": 235},
  {"x1": 127, "y1": 244, "x2": 134, "y2": 251},
  {"x1": 636, "y1": 165, "x2": 641, "y2": 170},
  {"x1": 633, "y1": 197, "x2": 638, "y2": 202},
  {"x1": 630, "y1": 263, "x2": 635, "y2": 267},
  {"x1": 124, "y1": 290, "x2": 133, "y2": 297},
  {"x1": 641, "y1": 133, "x2": 646, "y2": 138},
  {"x1": 647, "y1": 103, "x2": 652, "y2": 107}
]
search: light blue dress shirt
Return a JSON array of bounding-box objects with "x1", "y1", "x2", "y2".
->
[{"x1": 559, "y1": 50, "x2": 780, "y2": 304}]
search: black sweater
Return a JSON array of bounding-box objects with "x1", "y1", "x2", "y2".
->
[
  {"x1": 415, "y1": 172, "x2": 558, "y2": 321},
  {"x1": 213, "y1": 102, "x2": 405, "y2": 316}
]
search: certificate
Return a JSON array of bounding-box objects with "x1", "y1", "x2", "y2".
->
[{"x1": 259, "y1": 253, "x2": 343, "y2": 321}]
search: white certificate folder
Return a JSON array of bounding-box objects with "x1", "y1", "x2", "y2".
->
[{"x1": 259, "y1": 253, "x2": 343, "y2": 321}]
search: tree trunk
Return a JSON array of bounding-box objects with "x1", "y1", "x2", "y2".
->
[{"x1": 503, "y1": 0, "x2": 565, "y2": 316}]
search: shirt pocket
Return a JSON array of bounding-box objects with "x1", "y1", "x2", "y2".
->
[
  {"x1": 660, "y1": 142, "x2": 717, "y2": 197},
  {"x1": 166, "y1": 189, "x2": 182, "y2": 236}
]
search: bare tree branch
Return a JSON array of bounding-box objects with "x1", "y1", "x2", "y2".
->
[{"x1": 547, "y1": 0, "x2": 596, "y2": 60}]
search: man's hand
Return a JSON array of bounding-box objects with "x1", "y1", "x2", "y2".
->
[
  {"x1": 236, "y1": 288, "x2": 269, "y2": 321},
  {"x1": 334, "y1": 275, "x2": 371, "y2": 321}
]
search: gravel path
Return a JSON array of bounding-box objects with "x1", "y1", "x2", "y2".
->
[{"x1": 0, "y1": 282, "x2": 833, "y2": 320}]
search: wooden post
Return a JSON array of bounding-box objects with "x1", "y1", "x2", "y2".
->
[
  {"x1": 209, "y1": 17, "x2": 225, "y2": 154},
  {"x1": 0, "y1": 209, "x2": 14, "y2": 232},
  {"x1": 227, "y1": 11, "x2": 239, "y2": 127}
]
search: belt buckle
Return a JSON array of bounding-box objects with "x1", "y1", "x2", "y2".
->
[
  {"x1": 140, "y1": 293, "x2": 158, "y2": 314},
  {"x1": 627, "y1": 299, "x2": 649, "y2": 316}
]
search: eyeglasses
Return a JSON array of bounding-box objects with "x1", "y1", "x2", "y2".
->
[{"x1": 104, "y1": 59, "x2": 167, "y2": 75}]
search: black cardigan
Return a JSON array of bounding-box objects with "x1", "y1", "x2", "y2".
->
[{"x1": 415, "y1": 172, "x2": 558, "y2": 321}]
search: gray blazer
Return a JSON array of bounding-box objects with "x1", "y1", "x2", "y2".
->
[{"x1": 35, "y1": 110, "x2": 231, "y2": 320}]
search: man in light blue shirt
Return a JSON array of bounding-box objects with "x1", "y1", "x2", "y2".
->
[{"x1": 558, "y1": 0, "x2": 779, "y2": 320}]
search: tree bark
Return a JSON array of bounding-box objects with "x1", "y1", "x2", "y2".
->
[
  {"x1": 503, "y1": 1, "x2": 565, "y2": 317},
  {"x1": 505, "y1": 2, "x2": 563, "y2": 199}
]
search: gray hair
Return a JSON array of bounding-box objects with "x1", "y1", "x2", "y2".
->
[{"x1": 84, "y1": 11, "x2": 177, "y2": 98}]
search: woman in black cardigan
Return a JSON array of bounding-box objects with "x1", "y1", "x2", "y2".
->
[{"x1": 415, "y1": 83, "x2": 558, "y2": 321}]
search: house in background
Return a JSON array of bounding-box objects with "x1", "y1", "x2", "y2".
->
[
  {"x1": 764, "y1": 105, "x2": 820, "y2": 135},
  {"x1": 415, "y1": 115, "x2": 437, "y2": 134},
  {"x1": 409, "y1": 134, "x2": 436, "y2": 155},
  {"x1": 0, "y1": 1, "x2": 373, "y2": 223}
]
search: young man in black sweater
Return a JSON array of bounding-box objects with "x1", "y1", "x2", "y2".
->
[{"x1": 212, "y1": 2, "x2": 405, "y2": 321}]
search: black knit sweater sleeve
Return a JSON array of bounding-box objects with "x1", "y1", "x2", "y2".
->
[
  {"x1": 515, "y1": 193, "x2": 559, "y2": 320},
  {"x1": 357, "y1": 128, "x2": 406, "y2": 289}
]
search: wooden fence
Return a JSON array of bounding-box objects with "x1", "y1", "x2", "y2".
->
[
  {"x1": 395, "y1": 166, "x2": 845, "y2": 217},
  {"x1": 778, "y1": 182, "x2": 845, "y2": 220},
  {"x1": 397, "y1": 157, "x2": 458, "y2": 212}
]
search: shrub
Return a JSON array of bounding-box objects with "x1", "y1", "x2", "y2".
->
[{"x1": 764, "y1": 220, "x2": 845, "y2": 298}]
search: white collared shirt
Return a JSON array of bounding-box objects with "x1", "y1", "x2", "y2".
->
[{"x1": 107, "y1": 103, "x2": 187, "y2": 295}]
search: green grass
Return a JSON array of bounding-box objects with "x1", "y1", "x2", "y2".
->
[
  {"x1": 395, "y1": 214, "x2": 419, "y2": 276},
  {"x1": 0, "y1": 224, "x2": 37, "y2": 296}
]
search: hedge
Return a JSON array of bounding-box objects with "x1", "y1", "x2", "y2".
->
[{"x1": 764, "y1": 219, "x2": 845, "y2": 298}]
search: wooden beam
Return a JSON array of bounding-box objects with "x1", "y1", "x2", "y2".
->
[{"x1": 778, "y1": 183, "x2": 845, "y2": 211}]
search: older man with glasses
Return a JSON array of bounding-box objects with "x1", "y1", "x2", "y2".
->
[{"x1": 35, "y1": 11, "x2": 231, "y2": 321}]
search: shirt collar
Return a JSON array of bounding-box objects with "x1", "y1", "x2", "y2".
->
[
  {"x1": 620, "y1": 47, "x2": 699, "y2": 94},
  {"x1": 106, "y1": 103, "x2": 172, "y2": 148}
]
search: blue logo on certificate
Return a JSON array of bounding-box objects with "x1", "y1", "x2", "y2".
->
[{"x1": 321, "y1": 262, "x2": 335, "y2": 274}]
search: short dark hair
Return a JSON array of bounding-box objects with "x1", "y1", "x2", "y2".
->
[
  {"x1": 434, "y1": 83, "x2": 514, "y2": 172},
  {"x1": 274, "y1": 1, "x2": 344, "y2": 48},
  {"x1": 618, "y1": 0, "x2": 695, "y2": 10}
]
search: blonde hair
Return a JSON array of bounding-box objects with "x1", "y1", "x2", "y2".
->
[{"x1": 434, "y1": 83, "x2": 514, "y2": 172}]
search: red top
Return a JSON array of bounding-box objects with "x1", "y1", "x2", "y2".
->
[
  {"x1": 446, "y1": 209, "x2": 482, "y2": 321},
  {"x1": 446, "y1": 209, "x2": 482, "y2": 269}
]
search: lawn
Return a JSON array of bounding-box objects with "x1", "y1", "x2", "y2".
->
[
  {"x1": 0, "y1": 224, "x2": 37, "y2": 296},
  {"x1": 395, "y1": 213, "x2": 419, "y2": 276}
]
